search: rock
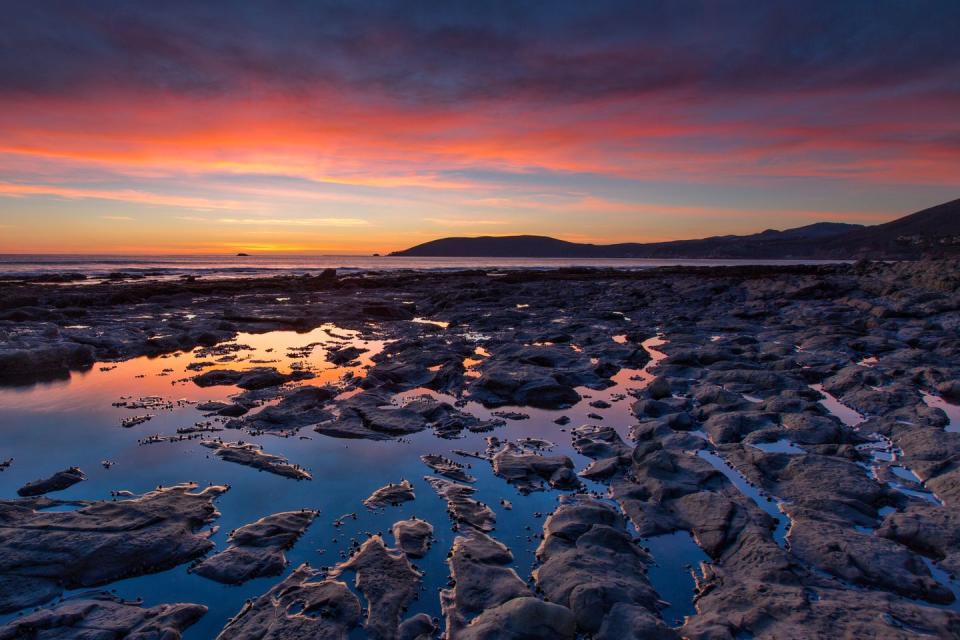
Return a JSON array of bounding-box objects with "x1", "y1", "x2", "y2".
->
[
  {"x1": 316, "y1": 392, "x2": 428, "y2": 440},
  {"x1": 193, "y1": 367, "x2": 313, "y2": 390},
  {"x1": 392, "y1": 518, "x2": 434, "y2": 558},
  {"x1": 216, "y1": 564, "x2": 361, "y2": 639},
  {"x1": 647, "y1": 376, "x2": 672, "y2": 400},
  {"x1": 201, "y1": 440, "x2": 311, "y2": 480},
  {"x1": 16, "y1": 466, "x2": 86, "y2": 496},
  {"x1": 471, "y1": 361, "x2": 582, "y2": 409},
  {"x1": 0, "y1": 483, "x2": 227, "y2": 613},
  {"x1": 490, "y1": 442, "x2": 577, "y2": 494},
  {"x1": 877, "y1": 504, "x2": 960, "y2": 575},
  {"x1": 789, "y1": 509, "x2": 953, "y2": 604},
  {"x1": 398, "y1": 613, "x2": 438, "y2": 640},
  {"x1": 937, "y1": 380, "x2": 960, "y2": 402},
  {"x1": 328, "y1": 345, "x2": 367, "y2": 365},
  {"x1": 0, "y1": 591, "x2": 206, "y2": 640},
  {"x1": 421, "y1": 454, "x2": 475, "y2": 482},
  {"x1": 457, "y1": 597, "x2": 576, "y2": 640},
  {"x1": 193, "y1": 510, "x2": 317, "y2": 584},
  {"x1": 534, "y1": 496, "x2": 674, "y2": 636},
  {"x1": 440, "y1": 531, "x2": 532, "y2": 637},
  {"x1": 332, "y1": 536, "x2": 421, "y2": 640},
  {"x1": 364, "y1": 480, "x2": 415, "y2": 509},
  {"x1": 425, "y1": 476, "x2": 496, "y2": 531},
  {"x1": 234, "y1": 386, "x2": 335, "y2": 431}
]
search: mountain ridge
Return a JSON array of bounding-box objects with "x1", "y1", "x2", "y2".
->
[{"x1": 391, "y1": 199, "x2": 960, "y2": 259}]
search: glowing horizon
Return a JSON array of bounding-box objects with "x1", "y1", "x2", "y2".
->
[{"x1": 1, "y1": 2, "x2": 958, "y2": 254}]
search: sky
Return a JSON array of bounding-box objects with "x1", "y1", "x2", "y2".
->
[{"x1": 0, "y1": 1, "x2": 958, "y2": 254}]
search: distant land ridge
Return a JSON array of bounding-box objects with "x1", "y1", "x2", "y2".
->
[{"x1": 392, "y1": 198, "x2": 960, "y2": 259}]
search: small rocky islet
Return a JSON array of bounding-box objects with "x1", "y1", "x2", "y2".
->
[{"x1": 1, "y1": 260, "x2": 959, "y2": 638}]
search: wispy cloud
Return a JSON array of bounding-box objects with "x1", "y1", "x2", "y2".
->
[
  {"x1": 100, "y1": 215, "x2": 134, "y2": 221},
  {"x1": 193, "y1": 217, "x2": 371, "y2": 227},
  {"x1": 423, "y1": 218, "x2": 508, "y2": 227}
]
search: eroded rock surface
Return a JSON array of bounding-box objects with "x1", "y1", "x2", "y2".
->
[
  {"x1": 534, "y1": 496, "x2": 675, "y2": 638},
  {"x1": 16, "y1": 466, "x2": 86, "y2": 496},
  {"x1": 217, "y1": 564, "x2": 361, "y2": 640},
  {"x1": 193, "y1": 366, "x2": 313, "y2": 390},
  {"x1": 201, "y1": 440, "x2": 311, "y2": 480},
  {"x1": 490, "y1": 441, "x2": 578, "y2": 494},
  {"x1": 425, "y1": 476, "x2": 496, "y2": 531},
  {"x1": 392, "y1": 517, "x2": 434, "y2": 558},
  {"x1": 0, "y1": 483, "x2": 226, "y2": 613},
  {"x1": 332, "y1": 535, "x2": 422, "y2": 640},
  {"x1": 0, "y1": 591, "x2": 207, "y2": 640},
  {"x1": 364, "y1": 480, "x2": 416, "y2": 509},
  {"x1": 193, "y1": 510, "x2": 317, "y2": 584}
]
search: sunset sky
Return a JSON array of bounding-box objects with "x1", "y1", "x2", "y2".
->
[{"x1": 1, "y1": 1, "x2": 958, "y2": 254}]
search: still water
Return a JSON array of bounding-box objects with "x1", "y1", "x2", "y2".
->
[{"x1": 0, "y1": 324, "x2": 703, "y2": 637}]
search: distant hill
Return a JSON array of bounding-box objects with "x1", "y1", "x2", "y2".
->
[{"x1": 392, "y1": 199, "x2": 960, "y2": 259}]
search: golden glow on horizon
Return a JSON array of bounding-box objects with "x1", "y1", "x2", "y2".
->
[{"x1": 0, "y1": 87, "x2": 954, "y2": 253}]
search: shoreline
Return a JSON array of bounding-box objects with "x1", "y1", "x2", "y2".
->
[
  {"x1": 0, "y1": 262, "x2": 857, "y2": 385},
  {"x1": 1, "y1": 257, "x2": 959, "y2": 638}
]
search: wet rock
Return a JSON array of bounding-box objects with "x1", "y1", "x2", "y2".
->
[
  {"x1": 788, "y1": 508, "x2": 953, "y2": 604},
  {"x1": 316, "y1": 392, "x2": 428, "y2": 440},
  {"x1": 16, "y1": 466, "x2": 86, "y2": 496},
  {"x1": 425, "y1": 476, "x2": 496, "y2": 531},
  {"x1": 534, "y1": 496, "x2": 675, "y2": 637},
  {"x1": 232, "y1": 386, "x2": 335, "y2": 431},
  {"x1": 193, "y1": 510, "x2": 317, "y2": 584},
  {"x1": 193, "y1": 366, "x2": 313, "y2": 390},
  {"x1": 0, "y1": 483, "x2": 227, "y2": 613},
  {"x1": 333, "y1": 535, "x2": 421, "y2": 640},
  {"x1": 457, "y1": 597, "x2": 576, "y2": 640},
  {"x1": 490, "y1": 441, "x2": 577, "y2": 494},
  {"x1": 216, "y1": 564, "x2": 361, "y2": 639},
  {"x1": 937, "y1": 380, "x2": 960, "y2": 401},
  {"x1": 440, "y1": 531, "x2": 533, "y2": 637},
  {"x1": 878, "y1": 504, "x2": 960, "y2": 575},
  {"x1": 470, "y1": 360, "x2": 582, "y2": 409},
  {"x1": 0, "y1": 342, "x2": 95, "y2": 384},
  {"x1": 392, "y1": 517, "x2": 434, "y2": 558},
  {"x1": 364, "y1": 480, "x2": 416, "y2": 509},
  {"x1": 398, "y1": 613, "x2": 438, "y2": 640},
  {"x1": 421, "y1": 453, "x2": 475, "y2": 482},
  {"x1": 198, "y1": 400, "x2": 250, "y2": 417},
  {"x1": 201, "y1": 440, "x2": 311, "y2": 480},
  {"x1": 571, "y1": 424, "x2": 632, "y2": 459},
  {"x1": 0, "y1": 591, "x2": 206, "y2": 640},
  {"x1": 328, "y1": 345, "x2": 367, "y2": 365}
]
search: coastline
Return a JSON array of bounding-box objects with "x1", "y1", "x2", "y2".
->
[{"x1": 1, "y1": 259, "x2": 959, "y2": 638}]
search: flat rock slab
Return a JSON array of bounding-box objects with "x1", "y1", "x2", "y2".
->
[
  {"x1": 441, "y1": 530, "x2": 576, "y2": 639},
  {"x1": 534, "y1": 496, "x2": 673, "y2": 637},
  {"x1": 490, "y1": 442, "x2": 578, "y2": 494},
  {"x1": 0, "y1": 482, "x2": 227, "y2": 613},
  {"x1": 316, "y1": 392, "x2": 429, "y2": 440},
  {"x1": 392, "y1": 517, "x2": 434, "y2": 558},
  {"x1": 364, "y1": 480, "x2": 416, "y2": 509},
  {"x1": 0, "y1": 590, "x2": 207, "y2": 640},
  {"x1": 193, "y1": 510, "x2": 318, "y2": 585},
  {"x1": 202, "y1": 440, "x2": 311, "y2": 480},
  {"x1": 421, "y1": 453, "x2": 475, "y2": 483},
  {"x1": 333, "y1": 536, "x2": 422, "y2": 640},
  {"x1": 16, "y1": 466, "x2": 86, "y2": 496},
  {"x1": 216, "y1": 564, "x2": 361, "y2": 640},
  {"x1": 230, "y1": 386, "x2": 335, "y2": 431},
  {"x1": 425, "y1": 476, "x2": 496, "y2": 532},
  {"x1": 193, "y1": 367, "x2": 313, "y2": 390}
]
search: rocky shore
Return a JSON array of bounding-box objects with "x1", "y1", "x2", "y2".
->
[{"x1": 1, "y1": 260, "x2": 960, "y2": 638}]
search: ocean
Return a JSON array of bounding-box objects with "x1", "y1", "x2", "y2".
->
[{"x1": 0, "y1": 254, "x2": 848, "y2": 280}]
